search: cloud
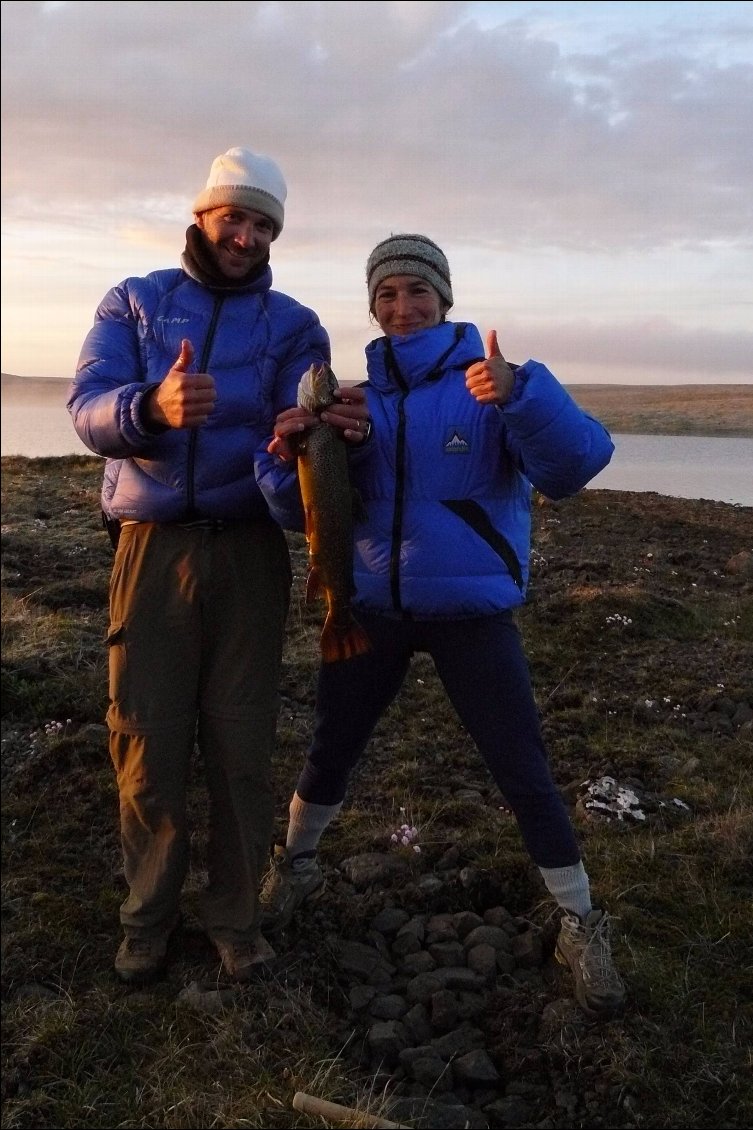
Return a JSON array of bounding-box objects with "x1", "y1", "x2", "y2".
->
[
  {"x1": 3, "y1": 0, "x2": 752, "y2": 252},
  {"x1": 1, "y1": 1, "x2": 751, "y2": 383}
]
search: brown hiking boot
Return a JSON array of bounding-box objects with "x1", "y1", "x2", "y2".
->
[
  {"x1": 213, "y1": 934, "x2": 276, "y2": 982},
  {"x1": 259, "y1": 846, "x2": 325, "y2": 933},
  {"x1": 556, "y1": 908, "x2": 626, "y2": 1019},
  {"x1": 115, "y1": 931, "x2": 172, "y2": 984}
]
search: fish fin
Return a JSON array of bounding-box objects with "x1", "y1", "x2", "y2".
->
[
  {"x1": 320, "y1": 612, "x2": 372, "y2": 663},
  {"x1": 306, "y1": 567, "x2": 323, "y2": 603}
]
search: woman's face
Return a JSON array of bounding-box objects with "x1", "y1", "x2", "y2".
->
[{"x1": 373, "y1": 274, "x2": 446, "y2": 337}]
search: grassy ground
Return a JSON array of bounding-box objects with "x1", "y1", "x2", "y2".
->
[
  {"x1": 1, "y1": 455, "x2": 752, "y2": 1129},
  {"x1": 564, "y1": 384, "x2": 753, "y2": 437}
]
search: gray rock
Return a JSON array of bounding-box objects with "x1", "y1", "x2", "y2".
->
[
  {"x1": 466, "y1": 942, "x2": 498, "y2": 983},
  {"x1": 369, "y1": 993, "x2": 408, "y2": 1021},
  {"x1": 430, "y1": 988, "x2": 459, "y2": 1032},
  {"x1": 386, "y1": 1097, "x2": 489, "y2": 1130},
  {"x1": 452, "y1": 910, "x2": 484, "y2": 937},
  {"x1": 452, "y1": 1048, "x2": 501, "y2": 1087},
  {"x1": 403, "y1": 1001, "x2": 433, "y2": 1043},
  {"x1": 428, "y1": 940, "x2": 467, "y2": 967},
  {"x1": 399, "y1": 1048, "x2": 454, "y2": 1091},
  {"x1": 177, "y1": 980, "x2": 236, "y2": 1014},
  {"x1": 339, "y1": 852, "x2": 412, "y2": 888},
  {"x1": 371, "y1": 907, "x2": 411, "y2": 935},
  {"x1": 349, "y1": 984, "x2": 377, "y2": 1011},
  {"x1": 367, "y1": 1019, "x2": 409, "y2": 1067},
  {"x1": 400, "y1": 950, "x2": 437, "y2": 975},
  {"x1": 463, "y1": 924, "x2": 514, "y2": 954},
  {"x1": 483, "y1": 1094, "x2": 534, "y2": 1127},
  {"x1": 337, "y1": 939, "x2": 396, "y2": 986},
  {"x1": 426, "y1": 913, "x2": 458, "y2": 942},
  {"x1": 511, "y1": 927, "x2": 544, "y2": 968},
  {"x1": 431, "y1": 1023, "x2": 485, "y2": 1061},
  {"x1": 483, "y1": 905, "x2": 516, "y2": 931}
]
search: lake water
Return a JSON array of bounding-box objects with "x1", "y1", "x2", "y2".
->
[{"x1": 1, "y1": 400, "x2": 751, "y2": 508}]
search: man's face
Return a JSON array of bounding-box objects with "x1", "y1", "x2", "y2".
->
[{"x1": 195, "y1": 206, "x2": 274, "y2": 278}]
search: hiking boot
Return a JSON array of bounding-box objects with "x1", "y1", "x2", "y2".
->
[
  {"x1": 556, "y1": 908, "x2": 626, "y2": 1019},
  {"x1": 213, "y1": 933, "x2": 276, "y2": 982},
  {"x1": 259, "y1": 845, "x2": 325, "y2": 932},
  {"x1": 115, "y1": 931, "x2": 172, "y2": 984}
]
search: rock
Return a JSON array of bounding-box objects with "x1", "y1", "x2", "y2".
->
[
  {"x1": 339, "y1": 852, "x2": 413, "y2": 888},
  {"x1": 452, "y1": 1049, "x2": 501, "y2": 1088},
  {"x1": 403, "y1": 1002, "x2": 433, "y2": 1043},
  {"x1": 349, "y1": 984, "x2": 377, "y2": 1011},
  {"x1": 371, "y1": 907, "x2": 411, "y2": 935},
  {"x1": 369, "y1": 993, "x2": 408, "y2": 1021},
  {"x1": 511, "y1": 927, "x2": 544, "y2": 968},
  {"x1": 466, "y1": 942, "x2": 498, "y2": 983},
  {"x1": 176, "y1": 980, "x2": 236, "y2": 1014},
  {"x1": 431, "y1": 1023, "x2": 485, "y2": 1061},
  {"x1": 430, "y1": 988, "x2": 459, "y2": 1032},
  {"x1": 401, "y1": 950, "x2": 437, "y2": 975},
  {"x1": 367, "y1": 1019, "x2": 409, "y2": 1065},
  {"x1": 462, "y1": 924, "x2": 513, "y2": 954},
  {"x1": 453, "y1": 910, "x2": 485, "y2": 937},
  {"x1": 426, "y1": 913, "x2": 458, "y2": 942},
  {"x1": 483, "y1": 1094, "x2": 533, "y2": 1127},
  {"x1": 336, "y1": 939, "x2": 396, "y2": 986},
  {"x1": 725, "y1": 549, "x2": 753, "y2": 576},
  {"x1": 428, "y1": 940, "x2": 466, "y2": 967}
]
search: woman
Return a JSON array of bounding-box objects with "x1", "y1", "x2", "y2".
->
[{"x1": 257, "y1": 233, "x2": 625, "y2": 1018}]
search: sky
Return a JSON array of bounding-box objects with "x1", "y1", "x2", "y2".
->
[{"x1": 2, "y1": 0, "x2": 752, "y2": 386}]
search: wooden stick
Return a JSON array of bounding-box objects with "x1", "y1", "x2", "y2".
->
[{"x1": 292, "y1": 1090, "x2": 411, "y2": 1129}]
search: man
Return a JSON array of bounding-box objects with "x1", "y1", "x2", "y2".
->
[{"x1": 68, "y1": 146, "x2": 330, "y2": 984}]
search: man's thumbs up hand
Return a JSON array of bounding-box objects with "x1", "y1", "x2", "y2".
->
[
  {"x1": 172, "y1": 338, "x2": 195, "y2": 373},
  {"x1": 465, "y1": 329, "x2": 516, "y2": 406},
  {"x1": 144, "y1": 338, "x2": 217, "y2": 429}
]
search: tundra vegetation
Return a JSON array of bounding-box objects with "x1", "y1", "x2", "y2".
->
[{"x1": 1, "y1": 454, "x2": 751, "y2": 1129}]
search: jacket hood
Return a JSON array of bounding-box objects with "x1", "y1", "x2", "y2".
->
[{"x1": 365, "y1": 322, "x2": 484, "y2": 393}]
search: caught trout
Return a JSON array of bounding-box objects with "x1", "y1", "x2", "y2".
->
[{"x1": 296, "y1": 363, "x2": 371, "y2": 662}]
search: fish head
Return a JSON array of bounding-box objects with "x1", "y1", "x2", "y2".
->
[{"x1": 297, "y1": 362, "x2": 339, "y2": 413}]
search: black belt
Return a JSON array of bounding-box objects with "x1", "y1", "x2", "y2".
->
[{"x1": 175, "y1": 518, "x2": 228, "y2": 531}]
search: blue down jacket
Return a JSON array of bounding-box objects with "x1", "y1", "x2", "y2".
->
[
  {"x1": 257, "y1": 321, "x2": 614, "y2": 618},
  {"x1": 67, "y1": 264, "x2": 330, "y2": 522}
]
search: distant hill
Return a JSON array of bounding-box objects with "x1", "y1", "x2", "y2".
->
[
  {"x1": 566, "y1": 383, "x2": 753, "y2": 438},
  {"x1": 2, "y1": 373, "x2": 71, "y2": 402},
  {"x1": 2, "y1": 372, "x2": 69, "y2": 387},
  {"x1": 3, "y1": 374, "x2": 752, "y2": 437}
]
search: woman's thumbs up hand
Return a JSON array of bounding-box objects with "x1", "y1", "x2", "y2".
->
[{"x1": 465, "y1": 329, "x2": 516, "y2": 405}]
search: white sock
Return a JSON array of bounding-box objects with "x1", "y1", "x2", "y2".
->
[
  {"x1": 286, "y1": 792, "x2": 342, "y2": 858},
  {"x1": 539, "y1": 860, "x2": 592, "y2": 919}
]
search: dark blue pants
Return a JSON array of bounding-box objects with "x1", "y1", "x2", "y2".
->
[{"x1": 296, "y1": 611, "x2": 581, "y2": 869}]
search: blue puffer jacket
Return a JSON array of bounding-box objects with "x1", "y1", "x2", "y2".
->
[
  {"x1": 258, "y1": 321, "x2": 614, "y2": 618},
  {"x1": 67, "y1": 264, "x2": 330, "y2": 522}
]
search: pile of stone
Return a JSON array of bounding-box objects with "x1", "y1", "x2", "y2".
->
[{"x1": 334, "y1": 899, "x2": 551, "y2": 1129}]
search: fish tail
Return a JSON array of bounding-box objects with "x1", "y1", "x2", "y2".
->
[
  {"x1": 306, "y1": 567, "x2": 323, "y2": 603},
  {"x1": 320, "y1": 611, "x2": 372, "y2": 663}
]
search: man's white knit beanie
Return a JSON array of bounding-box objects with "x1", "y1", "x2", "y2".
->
[
  {"x1": 366, "y1": 234, "x2": 453, "y2": 311},
  {"x1": 193, "y1": 146, "x2": 287, "y2": 239}
]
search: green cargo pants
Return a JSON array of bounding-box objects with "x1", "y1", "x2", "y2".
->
[{"x1": 106, "y1": 519, "x2": 291, "y2": 941}]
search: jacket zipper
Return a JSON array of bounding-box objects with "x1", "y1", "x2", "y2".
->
[
  {"x1": 384, "y1": 338, "x2": 408, "y2": 612},
  {"x1": 186, "y1": 295, "x2": 223, "y2": 517}
]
